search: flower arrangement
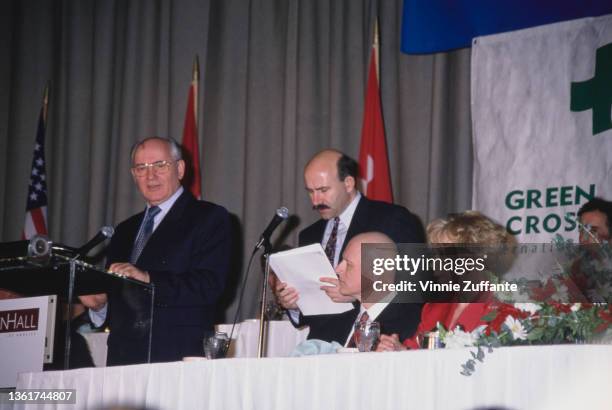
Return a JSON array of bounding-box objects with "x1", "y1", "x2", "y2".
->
[
  {"x1": 439, "y1": 301, "x2": 612, "y2": 376},
  {"x1": 441, "y1": 225, "x2": 612, "y2": 376}
]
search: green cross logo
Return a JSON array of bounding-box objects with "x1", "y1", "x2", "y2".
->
[{"x1": 570, "y1": 42, "x2": 612, "y2": 135}]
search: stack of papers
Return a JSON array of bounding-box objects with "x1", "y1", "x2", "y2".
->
[{"x1": 269, "y1": 244, "x2": 354, "y2": 316}]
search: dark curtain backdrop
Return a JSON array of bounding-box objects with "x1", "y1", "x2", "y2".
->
[{"x1": 0, "y1": 0, "x2": 472, "y2": 321}]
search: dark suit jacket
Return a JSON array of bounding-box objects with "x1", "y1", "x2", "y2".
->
[
  {"x1": 106, "y1": 190, "x2": 231, "y2": 366},
  {"x1": 294, "y1": 196, "x2": 425, "y2": 344}
]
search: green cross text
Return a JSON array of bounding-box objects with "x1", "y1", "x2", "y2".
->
[{"x1": 570, "y1": 42, "x2": 612, "y2": 135}]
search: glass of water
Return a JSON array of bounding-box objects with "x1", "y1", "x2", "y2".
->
[
  {"x1": 353, "y1": 321, "x2": 380, "y2": 352},
  {"x1": 203, "y1": 331, "x2": 230, "y2": 359}
]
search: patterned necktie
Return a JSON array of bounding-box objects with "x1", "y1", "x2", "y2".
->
[
  {"x1": 348, "y1": 311, "x2": 370, "y2": 347},
  {"x1": 324, "y1": 217, "x2": 340, "y2": 266},
  {"x1": 130, "y1": 206, "x2": 161, "y2": 264}
]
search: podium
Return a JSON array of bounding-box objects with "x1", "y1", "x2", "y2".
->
[{"x1": 0, "y1": 238, "x2": 154, "y2": 368}]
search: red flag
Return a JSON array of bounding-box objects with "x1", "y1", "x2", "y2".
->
[
  {"x1": 23, "y1": 86, "x2": 49, "y2": 239},
  {"x1": 358, "y1": 46, "x2": 393, "y2": 203},
  {"x1": 182, "y1": 57, "x2": 202, "y2": 199}
]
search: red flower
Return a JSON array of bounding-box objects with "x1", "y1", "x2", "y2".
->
[
  {"x1": 595, "y1": 307, "x2": 612, "y2": 333},
  {"x1": 549, "y1": 302, "x2": 572, "y2": 314},
  {"x1": 485, "y1": 303, "x2": 530, "y2": 335},
  {"x1": 529, "y1": 279, "x2": 556, "y2": 301}
]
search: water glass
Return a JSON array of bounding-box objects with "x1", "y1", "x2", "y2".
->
[
  {"x1": 353, "y1": 321, "x2": 380, "y2": 352},
  {"x1": 203, "y1": 331, "x2": 230, "y2": 359},
  {"x1": 420, "y1": 331, "x2": 443, "y2": 349}
]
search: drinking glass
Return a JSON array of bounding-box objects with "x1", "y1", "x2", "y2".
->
[
  {"x1": 203, "y1": 331, "x2": 230, "y2": 359},
  {"x1": 421, "y1": 331, "x2": 443, "y2": 349},
  {"x1": 353, "y1": 321, "x2": 380, "y2": 352}
]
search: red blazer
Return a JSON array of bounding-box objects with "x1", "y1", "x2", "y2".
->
[{"x1": 403, "y1": 302, "x2": 492, "y2": 349}]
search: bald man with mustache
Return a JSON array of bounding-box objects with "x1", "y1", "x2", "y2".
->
[{"x1": 273, "y1": 149, "x2": 424, "y2": 344}]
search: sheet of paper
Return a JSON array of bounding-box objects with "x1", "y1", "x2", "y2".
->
[{"x1": 269, "y1": 243, "x2": 354, "y2": 316}]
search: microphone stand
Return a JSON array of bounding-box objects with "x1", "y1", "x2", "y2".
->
[{"x1": 256, "y1": 238, "x2": 272, "y2": 358}]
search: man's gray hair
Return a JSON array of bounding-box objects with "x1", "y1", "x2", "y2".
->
[{"x1": 130, "y1": 136, "x2": 183, "y2": 164}]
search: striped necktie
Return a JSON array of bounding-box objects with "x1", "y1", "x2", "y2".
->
[
  {"x1": 324, "y1": 217, "x2": 340, "y2": 266},
  {"x1": 130, "y1": 206, "x2": 161, "y2": 264}
]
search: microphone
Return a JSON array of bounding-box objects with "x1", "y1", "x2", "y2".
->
[
  {"x1": 29, "y1": 235, "x2": 52, "y2": 258},
  {"x1": 76, "y1": 226, "x2": 115, "y2": 258},
  {"x1": 255, "y1": 207, "x2": 289, "y2": 251},
  {"x1": 0, "y1": 236, "x2": 51, "y2": 259}
]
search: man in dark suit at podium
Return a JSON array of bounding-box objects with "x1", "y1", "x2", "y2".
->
[
  {"x1": 273, "y1": 149, "x2": 424, "y2": 344},
  {"x1": 81, "y1": 137, "x2": 230, "y2": 365}
]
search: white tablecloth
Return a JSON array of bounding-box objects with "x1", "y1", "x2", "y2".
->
[
  {"x1": 8, "y1": 345, "x2": 612, "y2": 410},
  {"x1": 216, "y1": 319, "x2": 308, "y2": 358},
  {"x1": 81, "y1": 320, "x2": 308, "y2": 366}
]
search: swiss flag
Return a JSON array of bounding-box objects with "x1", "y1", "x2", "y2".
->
[
  {"x1": 358, "y1": 47, "x2": 393, "y2": 203},
  {"x1": 182, "y1": 58, "x2": 202, "y2": 199}
]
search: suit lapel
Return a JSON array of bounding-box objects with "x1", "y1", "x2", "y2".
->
[
  {"x1": 312, "y1": 220, "x2": 327, "y2": 244},
  {"x1": 301, "y1": 219, "x2": 327, "y2": 246},
  {"x1": 137, "y1": 190, "x2": 192, "y2": 263},
  {"x1": 375, "y1": 302, "x2": 393, "y2": 323},
  {"x1": 342, "y1": 196, "x2": 369, "y2": 255},
  {"x1": 123, "y1": 212, "x2": 145, "y2": 259}
]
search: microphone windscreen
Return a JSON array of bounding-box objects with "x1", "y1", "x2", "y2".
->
[
  {"x1": 276, "y1": 207, "x2": 289, "y2": 219},
  {"x1": 101, "y1": 226, "x2": 115, "y2": 238}
]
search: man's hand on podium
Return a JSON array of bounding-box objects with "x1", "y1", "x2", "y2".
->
[
  {"x1": 79, "y1": 294, "x2": 107, "y2": 311},
  {"x1": 109, "y1": 262, "x2": 150, "y2": 283}
]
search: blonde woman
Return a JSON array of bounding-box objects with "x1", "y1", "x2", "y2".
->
[{"x1": 377, "y1": 211, "x2": 514, "y2": 351}]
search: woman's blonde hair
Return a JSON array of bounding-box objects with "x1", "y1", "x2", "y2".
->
[{"x1": 427, "y1": 211, "x2": 514, "y2": 245}]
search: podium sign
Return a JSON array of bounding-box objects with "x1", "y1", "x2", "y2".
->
[
  {"x1": 0, "y1": 296, "x2": 56, "y2": 388},
  {"x1": 0, "y1": 240, "x2": 154, "y2": 368}
]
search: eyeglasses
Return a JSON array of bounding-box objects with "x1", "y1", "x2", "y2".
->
[{"x1": 131, "y1": 160, "x2": 174, "y2": 177}]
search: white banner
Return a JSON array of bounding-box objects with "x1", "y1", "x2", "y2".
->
[{"x1": 472, "y1": 14, "x2": 612, "y2": 242}]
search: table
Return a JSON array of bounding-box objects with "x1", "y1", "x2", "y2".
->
[
  {"x1": 81, "y1": 320, "x2": 309, "y2": 366},
  {"x1": 7, "y1": 345, "x2": 612, "y2": 410},
  {"x1": 216, "y1": 320, "x2": 308, "y2": 358}
]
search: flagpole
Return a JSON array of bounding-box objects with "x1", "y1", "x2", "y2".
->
[
  {"x1": 43, "y1": 84, "x2": 49, "y2": 124},
  {"x1": 192, "y1": 56, "x2": 199, "y2": 129},
  {"x1": 182, "y1": 55, "x2": 203, "y2": 199},
  {"x1": 374, "y1": 18, "x2": 380, "y2": 86}
]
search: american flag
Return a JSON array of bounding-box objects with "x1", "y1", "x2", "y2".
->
[{"x1": 23, "y1": 88, "x2": 49, "y2": 239}]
